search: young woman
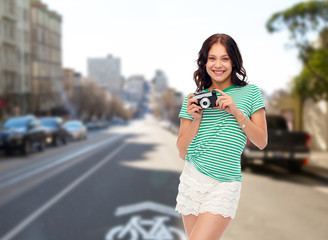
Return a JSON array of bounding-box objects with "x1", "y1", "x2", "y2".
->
[{"x1": 176, "y1": 33, "x2": 267, "y2": 240}]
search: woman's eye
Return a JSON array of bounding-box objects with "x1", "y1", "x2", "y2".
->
[
  {"x1": 209, "y1": 57, "x2": 215, "y2": 61},
  {"x1": 222, "y1": 58, "x2": 229, "y2": 61}
]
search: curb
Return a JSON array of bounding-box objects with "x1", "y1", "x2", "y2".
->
[{"x1": 302, "y1": 164, "x2": 328, "y2": 182}]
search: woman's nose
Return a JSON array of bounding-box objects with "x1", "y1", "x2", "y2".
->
[{"x1": 214, "y1": 60, "x2": 222, "y2": 68}]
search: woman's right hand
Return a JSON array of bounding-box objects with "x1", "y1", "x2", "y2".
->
[{"x1": 187, "y1": 93, "x2": 203, "y2": 121}]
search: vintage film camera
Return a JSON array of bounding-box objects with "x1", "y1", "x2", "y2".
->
[{"x1": 192, "y1": 90, "x2": 217, "y2": 109}]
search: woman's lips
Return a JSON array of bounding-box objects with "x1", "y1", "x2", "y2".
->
[{"x1": 213, "y1": 70, "x2": 225, "y2": 76}]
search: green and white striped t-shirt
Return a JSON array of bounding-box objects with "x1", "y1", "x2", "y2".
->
[{"x1": 179, "y1": 84, "x2": 265, "y2": 182}]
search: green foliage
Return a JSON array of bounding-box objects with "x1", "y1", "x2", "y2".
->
[
  {"x1": 266, "y1": 0, "x2": 328, "y2": 101},
  {"x1": 292, "y1": 46, "x2": 328, "y2": 100},
  {"x1": 266, "y1": 1, "x2": 328, "y2": 43}
]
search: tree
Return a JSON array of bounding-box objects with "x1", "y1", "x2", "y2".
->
[{"x1": 266, "y1": 0, "x2": 328, "y2": 101}]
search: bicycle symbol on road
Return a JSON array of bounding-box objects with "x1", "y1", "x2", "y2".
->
[{"x1": 105, "y1": 201, "x2": 186, "y2": 240}]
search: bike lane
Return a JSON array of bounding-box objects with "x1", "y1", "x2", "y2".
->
[
  {"x1": 4, "y1": 136, "x2": 187, "y2": 240},
  {"x1": 101, "y1": 141, "x2": 187, "y2": 240}
]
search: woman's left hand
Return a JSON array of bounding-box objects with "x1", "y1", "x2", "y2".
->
[{"x1": 213, "y1": 89, "x2": 238, "y2": 116}]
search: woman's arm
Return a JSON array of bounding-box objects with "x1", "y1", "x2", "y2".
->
[
  {"x1": 177, "y1": 118, "x2": 201, "y2": 160},
  {"x1": 234, "y1": 108, "x2": 267, "y2": 150},
  {"x1": 176, "y1": 93, "x2": 203, "y2": 160}
]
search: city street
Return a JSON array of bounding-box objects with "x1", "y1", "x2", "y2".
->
[{"x1": 0, "y1": 114, "x2": 328, "y2": 240}]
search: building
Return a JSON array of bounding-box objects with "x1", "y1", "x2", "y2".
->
[
  {"x1": 16, "y1": 0, "x2": 32, "y2": 115},
  {"x1": 30, "y1": 0, "x2": 63, "y2": 114},
  {"x1": 62, "y1": 68, "x2": 75, "y2": 99},
  {"x1": 123, "y1": 75, "x2": 146, "y2": 116},
  {"x1": 124, "y1": 75, "x2": 145, "y2": 103},
  {"x1": 74, "y1": 72, "x2": 82, "y2": 88},
  {"x1": 152, "y1": 70, "x2": 168, "y2": 93},
  {"x1": 87, "y1": 54, "x2": 122, "y2": 94},
  {"x1": 80, "y1": 76, "x2": 95, "y2": 85},
  {"x1": 0, "y1": 0, "x2": 31, "y2": 117},
  {"x1": 267, "y1": 90, "x2": 302, "y2": 131}
]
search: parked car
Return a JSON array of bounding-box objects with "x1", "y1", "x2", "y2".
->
[
  {"x1": 0, "y1": 115, "x2": 47, "y2": 155},
  {"x1": 241, "y1": 114, "x2": 311, "y2": 172},
  {"x1": 63, "y1": 120, "x2": 87, "y2": 141},
  {"x1": 39, "y1": 117, "x2": 70, "y2": 146},
  {"x1": 85, "y1": 121, "x2": 97, "y2": 130},
  {"x1": 85, "y1": 120, "x2": 110, "y2": 130}
]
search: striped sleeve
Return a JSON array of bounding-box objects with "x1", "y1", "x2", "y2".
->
[
  {"x1": 178, "y1": 94, "x2": 193, "y2": 120},
  {"x1": 251, "y1": 85, "x2": 265, "y2": 115}
]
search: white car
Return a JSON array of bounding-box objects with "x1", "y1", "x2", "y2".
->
[{"x1": 63, "y1": 120, "x2": 87, "y2": 141}]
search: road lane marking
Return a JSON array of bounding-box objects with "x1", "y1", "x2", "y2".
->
[
  {"x1": 115, "y1": 201, "x2": 180, "y2": 217},
  {"x1": 0, "y1": 142, "x2": 128, "y2": 240},
  {"x1": 106, "y1": 202, "x2": 186, "y2": 240},
  {"x1": 0, "y1": 134, "x2": 124, "y2": 189},
  {"x1": 0, "y1": 134, "x2": 122, "y2": 181}
]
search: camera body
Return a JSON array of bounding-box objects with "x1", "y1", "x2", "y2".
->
[{"x1": 192, "y1": 90, "x2": 217, "y2": 109}]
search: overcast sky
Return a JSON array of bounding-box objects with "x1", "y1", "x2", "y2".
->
[{"x1": 42, "y1": 0, "x2": 304, "y2": 96}]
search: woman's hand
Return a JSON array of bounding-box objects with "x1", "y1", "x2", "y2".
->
[
  {"x1": 213, "y1": 89, "x2": 239, "y2": 116},
  {"x1": 187, "y1": 93, "x2": 203, "y2": 121}
]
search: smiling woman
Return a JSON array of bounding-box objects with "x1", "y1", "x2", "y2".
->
[{"x1": 176, "y1": 33, "x2": 267, "y2": 240}]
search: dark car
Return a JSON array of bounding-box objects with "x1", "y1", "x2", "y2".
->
[
  {"x1": 63, "y1": 120, "x2": 87, "y2": 141},
  {"x1": 0, "y1": 115, "x2": 47, "y2": 155},
  {"x1": 40, "y1": 117, "x2": 70, "y2": 146}
]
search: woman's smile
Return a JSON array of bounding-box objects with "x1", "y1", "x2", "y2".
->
[{"x1": 212, "y1": 70, "x2": 226, "y2": 76}]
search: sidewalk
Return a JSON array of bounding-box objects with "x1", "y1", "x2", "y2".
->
[
  {"x1": 304, "y1": 151, "x2": 328, "y2": 180},
  {"x1": 309, "y1": 151, "x2": 328, "y2": 169}
]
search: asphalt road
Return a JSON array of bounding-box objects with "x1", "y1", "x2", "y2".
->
[{"x1": 0, "y1": 114, "x2": 327, "y2": 240}]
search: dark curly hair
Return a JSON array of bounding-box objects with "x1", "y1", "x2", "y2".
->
[{"x1": 194, "y1": 33, "x2": 248, "y2": 91}]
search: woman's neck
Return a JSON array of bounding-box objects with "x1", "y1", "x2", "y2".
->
[{"x1": 208, "y1": 81, "x2": 233, "y2": 91}]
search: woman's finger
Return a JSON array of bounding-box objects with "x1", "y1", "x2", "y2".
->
[
  {"x1": 188, "y1": 104, "x2": 200, "y2": 114},
  {"x1": 189, "y1": 98, "x2": 198, "y2": 104},
  {"x1": 216, "y1": 96, "x2": 225, "y2": 106},
  {"x1": 187, "y1": 98, "x2": 198, "y2": 107},
  {"x1": 219, "y1": 99, "x2": 230, "y2": 110},
  {"x1": 214, "y1": 88, "x2": 228, "y2": 96},
  {"x1": 189, "y1": 104, "x2": 202, "y2": 112}
]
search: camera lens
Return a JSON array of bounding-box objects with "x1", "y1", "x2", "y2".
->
[{"x1": 200, "y1": 98, "x2": 210, "y2": 108}]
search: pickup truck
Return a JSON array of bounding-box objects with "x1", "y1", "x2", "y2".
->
[{"x1": 241, "y1": 115, "x2": 311, "y2": 172}]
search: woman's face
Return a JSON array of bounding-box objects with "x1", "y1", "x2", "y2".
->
[{"x1": 205, "y1": 42, "x2": 233, "y2": 88}]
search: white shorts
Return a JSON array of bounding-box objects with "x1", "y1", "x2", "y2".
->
[{"x1": 176, "y1": 162, "x2": 242, "y2": 219}]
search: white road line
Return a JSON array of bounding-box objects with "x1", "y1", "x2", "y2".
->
[
  {"x1": 0, "y1": 142, "x2": 128, "y2": 240},
  {"x1": 0, "y1": 134, "x2": 124, "y2": 189},
  {"x1": 0, "y1": 134, "x2": 122, "y2": 181}
]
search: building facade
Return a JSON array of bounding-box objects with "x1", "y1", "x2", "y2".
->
[
  {"x1": 62, "y1": 68, "x2": 75, "y2": 99},
  {"x1": 87, "y1": 54, "x2": 122, "y2": 94},
  {"x1": 152, "y1": 70, "x2": 168, "y2": 93},
  {"x1": 16, "y1": 0, "x2": 31, "y2": 115},
  {"x1": 30, "y1": 0, "x2": 63, "y2": 114},
  {"x1": 0, "y1": 0, "x2": 21, "y2": 117},
  {"x1": 124, "y1": 75, "x2": 145, "y2": 103}
]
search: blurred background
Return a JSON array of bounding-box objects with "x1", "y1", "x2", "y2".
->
[{"x1": 0, "y1": 0, "x2": 327, "y2": 240}]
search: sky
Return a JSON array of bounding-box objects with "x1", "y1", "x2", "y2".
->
[{"x1": 42, "y1": 0, "x2": 305, "y2": 96}]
